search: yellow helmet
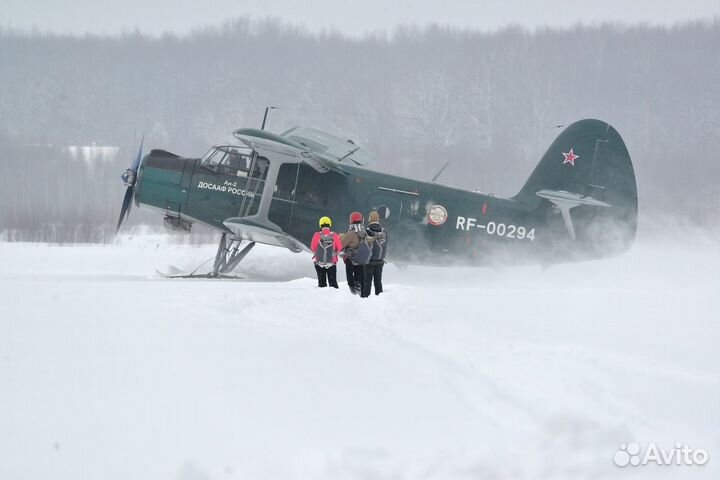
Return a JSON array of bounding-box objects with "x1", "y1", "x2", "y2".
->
[{"x1": 319, "y1": 216, "x2": 332, "y2": 228}]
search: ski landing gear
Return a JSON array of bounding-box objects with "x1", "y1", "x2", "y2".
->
[
  {"x1": 209, "y1": 233, "x2": 255, "y2": 278},
  {"x1": 157, "y1": 233, "x2": 255, "y2": 279}
]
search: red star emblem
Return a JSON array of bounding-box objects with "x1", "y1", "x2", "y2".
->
[{"x1": 562, "y1": 148, "x2": 579, "y2": 166}]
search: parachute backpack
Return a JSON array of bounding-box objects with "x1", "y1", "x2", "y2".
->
[
  {"x1": 370, "y1": 229, "x2": 387, "y2": 262},
  {"x1": 314, "y1": 216, "x2": 335, "y2": 267},
  {"x1": 354, "y1": 235, "x2": 373, "y2": 265},
  {"x1": 316, "y1": 231, "x2": 335, "y2": 267}
]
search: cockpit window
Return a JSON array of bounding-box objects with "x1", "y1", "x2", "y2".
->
[
  {"x1": 281, "y1": 127, "x2": 375, "y2": 166},
  {"x1": 201, "y1": 145, "x2": 268, "y2": 179},
  {"x1": 201, "y1": 148, "x2": 226, "y2": 168}
]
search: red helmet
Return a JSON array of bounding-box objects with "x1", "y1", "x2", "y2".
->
[{"x1": 349, "y1": 211, "x2": 363, "y2": 224}]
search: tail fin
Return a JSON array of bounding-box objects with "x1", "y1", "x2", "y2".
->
[{"x1": 514, "y1": 119, "x2": 638, "y2": 256}]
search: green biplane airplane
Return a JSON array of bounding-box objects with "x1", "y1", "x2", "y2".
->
[{"x1": 116, "y1": 118, "x2": 637, "y2": 277}]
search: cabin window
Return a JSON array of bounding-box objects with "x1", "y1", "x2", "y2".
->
[
  {"x1": 201, "y1": 148, "x2": 226, "y2": 169},
  {"x1": 274, "y1": 164, "x2": 299, "y2": 201},
  {"x1": 376, "y1": 205, "x2": 391, "y2": 219}
]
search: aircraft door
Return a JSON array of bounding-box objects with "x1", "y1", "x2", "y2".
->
[
  {"x1": 285, "y1": 165, "x2": 350, "y2": 242},
  {"x1": 268, "y1": 163, "x2": 300, "y2": 232}
]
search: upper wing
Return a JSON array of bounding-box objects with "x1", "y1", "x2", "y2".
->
[{"x1": 233, "y1": 128, "x2": 348, "y2": 175}]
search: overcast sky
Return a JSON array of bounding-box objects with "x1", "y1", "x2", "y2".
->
[{"x1": 3, "y1": 0, "x2": 719, "y2": 37}]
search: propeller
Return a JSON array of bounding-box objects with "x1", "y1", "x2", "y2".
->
[{"x1": 116, "y1": 136, "x2": 144, "y2": 233}]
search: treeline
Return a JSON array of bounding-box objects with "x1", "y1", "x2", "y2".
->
[{"x1": 0, "y1": 18, "x2": 718, "y2": 241}]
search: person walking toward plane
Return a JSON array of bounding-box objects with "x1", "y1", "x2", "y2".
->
[
  {"x1": 310, "y1": 216, "x2": 342, "y2": 288},
  {"x1": 340, "y1": 211, "x2": 366, "y2": 294},
  {"x1": 361, "y1": 210, "x2": 388, "y2": 297}
]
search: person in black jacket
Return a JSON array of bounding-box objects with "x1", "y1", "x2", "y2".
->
[{"x1": 361, "y1": 210, "x2": 387, "y2": 297}]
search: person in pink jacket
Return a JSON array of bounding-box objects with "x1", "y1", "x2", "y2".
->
[{"x1": 310, "y1": 216, "x2": 342, "y2": 288}]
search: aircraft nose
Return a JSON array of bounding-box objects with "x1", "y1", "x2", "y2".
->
[
  {"x1": 132, "y1": 153, "x2": 150, "y2": 204},
  {"x1": 115, "y1": 138, "x2": 145, "y2": 232}
]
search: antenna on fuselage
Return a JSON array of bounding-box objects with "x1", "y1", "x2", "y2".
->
[
  {"x1": 261, "y1": 106, "x2": 277, "y2": 130},
  {"x1": 431, "y1": 161, "x2": 451, "y2": 183}
]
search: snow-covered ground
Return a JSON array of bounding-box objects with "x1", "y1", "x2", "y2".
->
[{"x1": 0, "y1": 233, "x2": 718, "y2": 479}]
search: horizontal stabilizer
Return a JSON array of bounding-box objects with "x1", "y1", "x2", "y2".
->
[
  {"x1": 536, "y1": 189, "x2": 611, "y2": 209},
  {"x1": 536, "y1": 189, "x2": 610, "y2": 240}
]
